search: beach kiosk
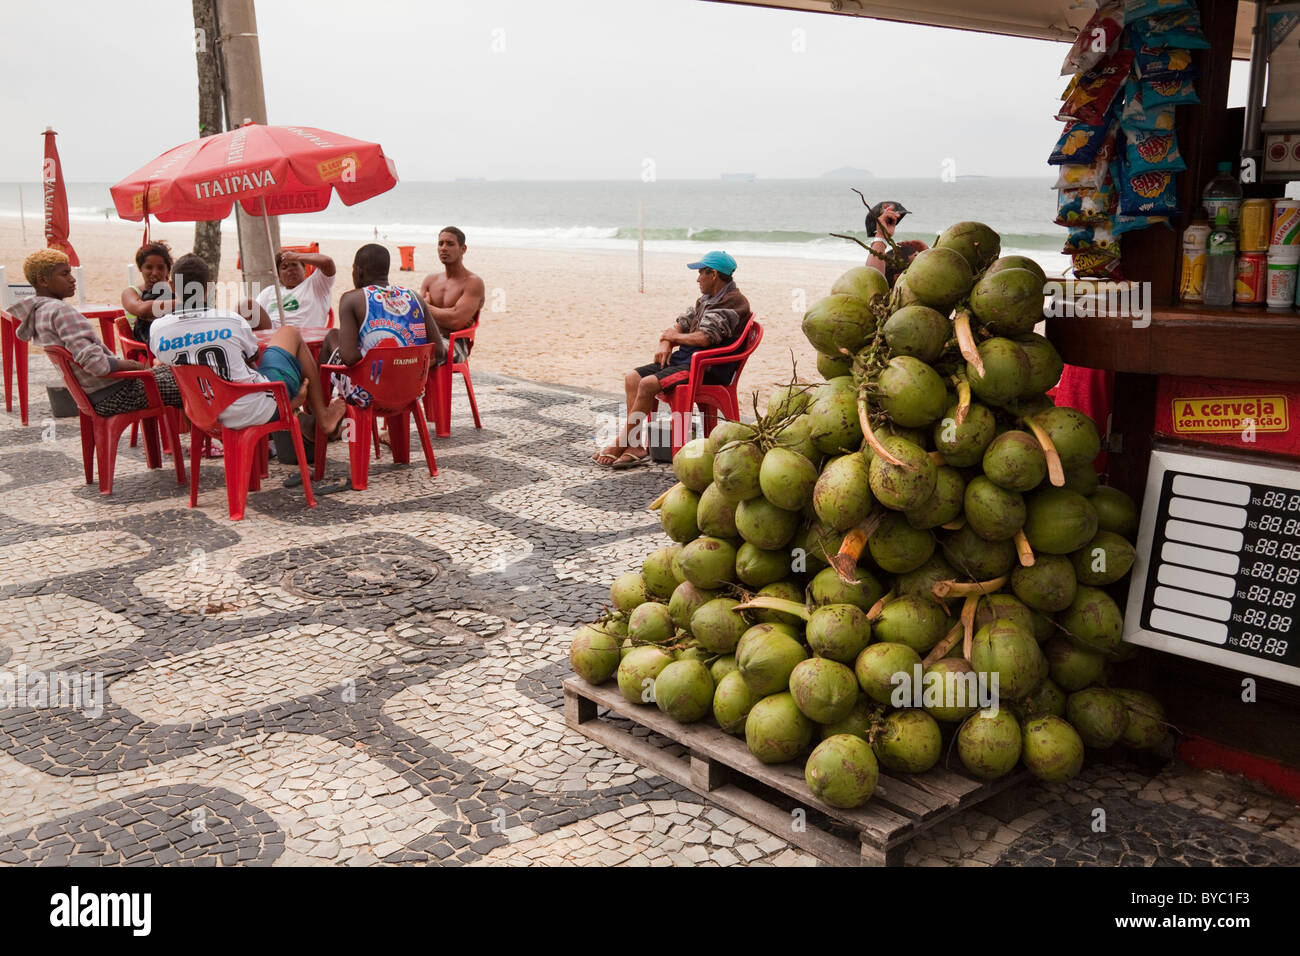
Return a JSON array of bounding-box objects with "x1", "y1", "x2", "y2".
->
[{"x1": 710, "y1": 0, "x2": 1300, "y2": 785}]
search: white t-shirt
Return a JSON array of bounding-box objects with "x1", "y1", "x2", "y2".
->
[
  {"x1": 256, "y1": 267, "x2": 334, "y2": 329},
  {"x1": 149, "y1": 308, "x2": 277, "y2": 430}
]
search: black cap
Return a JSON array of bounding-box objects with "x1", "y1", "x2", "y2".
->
[{"x1": 865, "y1": 200, "x2": 911, "y2": 236}]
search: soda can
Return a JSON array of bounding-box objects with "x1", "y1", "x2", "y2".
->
[
  {"x1": 1239, "y1": 199, "x2": 1272, "y2": 252},
  {"x1": 1234, "y1": 252, "x2": 1267, "y2": 305},
  {"x1": 1271, "y1": 199, "x2": 1300, "y2": 246}
]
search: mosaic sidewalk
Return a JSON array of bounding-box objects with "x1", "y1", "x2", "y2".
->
[{"x1": 1, "y1": 360, "x2": 1297, "y2": 867}]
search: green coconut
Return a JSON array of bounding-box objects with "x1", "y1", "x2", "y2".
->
[
  {"x1": 627, "y1": 601, "x2": 676, "y2": 646},
  {"x1": 1016, "y1": 332, "x2": 1064, "y2": 396},
  {"x1": 1058, "y1": 585, "x2": 1124, "y2": 656},
  {"x1": 1011, "y1": 676, "x2": 1067, "y2": 721},
  {"x1": 982, "y1": 430, "x2": 1048, "y2": 493},
  {"x1": 985, "y1": 254, "x2": 1047, "y2": 286},
  {"x1": 970, "y1": 267, "x2": 1044, "y2": 337},
  {"x1": 807, "y1": 566, "x2": 885, "y2": 613},
  {"x1": 1071, "y1": 531, "x2": 1136, "y2": 587},
  {"x1": 935, "y1": 221, "x2": 1001, "y2": 272},
  {"x1": 1090, "y1": 486, "x2": 1140, "y2": 538},
  {"x1": 867, "y1": 512, "x2": 936, "y2": 575},
  {"x1": 709, "y1": 420, "x2": 756, "y2": 454},
  {"x1": 758, "y1": 447, "x2": 819, "y2": 513},
  {"x1": 569, "y1": 624, "x2": 623, "y2": 685},
  {"x1": 677, "y1": 536, "x2": 737, "y2": 590},
  {"x1": 790, "y1": 657, "x2": 860, "y2": 724},
  {"x1": 736, "y1": 626, "x2": 808, "y2": 696},
  {"x1": 883, "y1": 305, "x2": 951, "y2": 364},
  {"x1": 1023, "y1": 487, "x2": 1099, "y2": 555},
  {"x1": 808, "y1": 384, "x2": 864, "y2": 455},
  {"x1": 904, "y1": 466, "x2": 965, "y2": 531},
  {"x1": 805, "y1": 734, "x2": 880, "y2": 809},
  {"x1": 893, "y1": 553, "x2": 958, "y2": 598},
  {"x1": 963, "y1": 475, "x2": 1026, "y2": 541},
  {"x1": 767, "y1": 383, "x2": 812, "y2": 422},
  {"x1": 1114, "y1": 688, "x2": 1169, "y2": 749},
  {"x1": 754, "y1": 581, "x2": 808, "y2": 629},
  {"x1": 710, "y1": 653, "x2": 738, "y2": 683},
  {"x1": 1021, "y1": 715, "x2": 1085, "y2": 783},
  {"x1": 854, "y1": 641, "x2": 922, "y2": 706},
  {"x1": 878, "y1": 355, "x2": 949, "y2": 428},
  {"x1": 1011, "y1": 554, "x2": 1078, "y2": 613},
  {"x1": 812, "y1": 454, "x2": 874, "y2": 532},
  {"x1": 668, "y1": 581, "x2": 718, "y2": 632},
  {"x1": 691, "y1": 598, "x2": 747, "y2": 654},
  {"x1": 872, "y1": 709, "x2": 943, "y2": 774},
  {"x1": 905, "y1": 246, "x2": 974, "y2": 313},
  {"x1": 966, "y1": 337, "x2": 1030, "y2": 407},
  {"x1": 817, "y1": 350, "x2": 854, "y2": 380},
  {"x1": 616, "y1": 645, "x2": 674, "y2": 705},
  {"x1": 611, "y1": 572, "x2": 650, "y2": 614},
  {"x1": 923, "y1": 658, "x2": 981, "y2": 722},
  {"x1": 941, "y1": 524, "x2": 1017, "y2": 580},
  {"x1": 659, "y1": 484, "x2": 701, "y2": 543},
  {"x1": 802, "y1": 294, "x2": 877, "y2": 357},
  {"x1": 957, "y1": 709, "x2": 1023, "y2": 780},
  {"x1": 1066, "y1": 686, "x2": 1130, "y2": 748},
  {"x1": 653, "y1": 660, "x2": 714, "y2": 723},
  {"x1": 735, "y1": 542, "x2": 792, "y2": 590},
  {"x1": 974, "y1": 593, "x2": 1035, "y2": 637},
  {"x1": 672, "y1": 438, "x2": 715, "y2": 492},
  {"x1": 970, "y1": 619, "x2": 1047, "y2": 700},
  {"x1": 1030, "y1": 406, "x2": 1101, "y2": 471},
  {"x1": 1045, "y1": 634, "x2": 1106, "y2": 691},
  {"x1": 868, "y1": 436, "x2": 937, "y2": 511},
  {"x1": 1062, "y1": 463, "x2": 1101, "y2": 496},
  {"x1": 696, "y1": 482, "x2": 739, "y2": 539},
  {"x1": 745, "y1": 692, "x2": 814, "y2": 764},
  {"x1": 712, "y1": 440, "x2": 764, "y2": 503},
  {"x1": 819, "y1": 696, "x2": 879, "y2": 742},
  {"x1": 830, "y1": 264, "x2": 890, "y2": 304},
  {"x1": 931, "y1": 401, "x2": 995, "y2": 470},
  {"x1": 805, "y1": 603, "x2": 872, "y2": 663},
  {"x1": 642, "y1": 545, "x2": 682, "y2": 600},
  {"x1": 874, "y1": 594, "x2": 952, "y2": 654},
  {"x1": 734, "y1": 497, "x2": 800, "y2": 551},
  {"x1": 713, "y1": 669, "x2": 762, "y2": 735},
  {"x1": 774, "y1": 414, "x2": 821, "y2": 465}
]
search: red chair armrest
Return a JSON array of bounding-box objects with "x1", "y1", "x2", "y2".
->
[{"x1": 319, "y1": 363, "x2": 346, "y2": 375}]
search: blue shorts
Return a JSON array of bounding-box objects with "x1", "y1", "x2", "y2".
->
[{"x1": 257, "y1": 345, "x2": 303, "y2": 422}]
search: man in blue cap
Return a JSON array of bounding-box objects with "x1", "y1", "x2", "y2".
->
[{"x1": 595, "y1": 251, "x2": 751, "y2": 469}]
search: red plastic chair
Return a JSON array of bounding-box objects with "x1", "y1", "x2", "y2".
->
[
  {"x1": 657, "y1": 317, "x2": 764, "y2": 457},
  {"x1": 41, "y1": 345, "x2": 186, "y2": 495},
  {"x1": 114, "y1": 315, "x2": 153, "y2": 365},
  {"x1": 1, "y1": 309, "x2": 29, "y2": 426},
  {"x1": 423, "y1": 313, "x2": 481, "y2": 438},
  {"x1": 316, "y1": 343, "x2": 437, "y2": 491},
  {"x1": 170, "y1": 364, "x2": 316, "y2": 521}
]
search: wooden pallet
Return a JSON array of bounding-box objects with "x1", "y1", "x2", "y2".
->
[{"x1": 564, "y1": 677, "x2": 1028, "y2": 866}]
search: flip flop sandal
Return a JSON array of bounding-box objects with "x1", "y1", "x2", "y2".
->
[{"x1": 611, "y1": 451, "x2": 650, "y2": 470}]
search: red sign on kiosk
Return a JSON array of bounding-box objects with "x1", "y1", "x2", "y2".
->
[{"x1": 1155, "y1": 376, "x2": 1300, "y2": 460}]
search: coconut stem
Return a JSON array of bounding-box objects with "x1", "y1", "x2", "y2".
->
[
  {"x1": 928, "y1": 451, "x2": 947, "y2": 467},
  {"x1": 1014, "y1": 529, "x2": 1035, "y2": 567},
  {"x1": 931, "y1": 574, "x2": 1009, "y2": 600},
  {"x1": 647, "y1": 484, "x2": 680, "y2": 511},
  {"x1": 858, "y1": 394, "x2": 906, "y2": 466},
  {"x1": 866, "y1": 588, "x2": 895, "y2": 622},
  {"x1": 961, "y1": 594, "x2": 980, "y2": 661},
  {"x1": 954, "y1": 310, "x2": 984, "y2": 377},
  {"x1": 923, "y1": 622, "x2": 965, "y2": 667},
  {"x1": 954, "y1": 377, "x2": 971, "y2": 427},
  {"x1": 1026, "y1": 418, "x2": 1066, "y2": 488},
  {"x1": 830, "y1": 510, "x2": 885, "y2": 583},
  {"x1": 731, "y1": 595, "x2": 812, "y2": 622}
]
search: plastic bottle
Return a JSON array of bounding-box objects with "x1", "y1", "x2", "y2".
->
[
  {"x1": 1179, "y1": 207, "x2": 1211, "y2": 304},
  {"x1": 1202, "y1": 161, "x2": 1243, "y2": 228},
  {"x1": 1203, "y1": 207, "x2": 1237, "y2": 309}
]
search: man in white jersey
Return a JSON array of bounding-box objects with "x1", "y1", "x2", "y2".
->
[
  {"x1": 255, "y1": 249, "x2": 336, "y2": 328},
  {"x1": 151, "y1": 254, "x2": 345, "y2": 434}
]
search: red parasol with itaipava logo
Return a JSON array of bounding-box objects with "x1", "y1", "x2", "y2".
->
[{"x1": 43, "y1": 128, "x2": 79, "y2": 266}]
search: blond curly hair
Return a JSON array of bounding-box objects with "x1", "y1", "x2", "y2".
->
[{"x1": 23, "y1": 248, "x2": 70, "y2": 286}]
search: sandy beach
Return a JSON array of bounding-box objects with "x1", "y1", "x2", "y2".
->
[{"x1": 1, "y1": 216, "x2": 852, "y2": 413}]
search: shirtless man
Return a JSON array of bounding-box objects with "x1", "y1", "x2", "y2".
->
[{"x1": 420, "y1": 227, "x2": 485, "y2": 366}]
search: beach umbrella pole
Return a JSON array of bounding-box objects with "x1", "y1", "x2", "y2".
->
[{"x1": 259, "y1": 195, "x2": 284, "y2": 322}]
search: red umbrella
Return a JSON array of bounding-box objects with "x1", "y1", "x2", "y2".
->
[
  {"x1": 43, "y1": 128, "x2": 79, "y2": 266},
  {"x1": 110, "y1": 122, "x2": 398, "y2": 313}
]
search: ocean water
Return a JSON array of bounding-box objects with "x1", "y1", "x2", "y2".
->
[{"x1": 0, "y1": 177, "x2": 1069, "y2": 274}]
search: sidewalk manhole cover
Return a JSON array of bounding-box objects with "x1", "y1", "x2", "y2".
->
[{"x1": 283, "y1": 554, "x2": 441, "y2": 600}]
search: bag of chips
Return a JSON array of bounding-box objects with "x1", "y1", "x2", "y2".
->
[
  {"x1": 1072, "y1": 246, "x2": 1125, "y2": 281},
  {"x1": 1138, "y1": 75, "x2": 1199, "y2": 108},
  {"x1": 1064, "y1": 223, "x2": 1119, "y2": 256},
  {"x1": 1117, "y1": 163, "x2": 1179, "y2": 216},
  {"x1": 1061, "y1": 4, "x2": 1123, "y2": 77},
  {"x1": 1120, "y1": 83, "x2": 1177, "y2": 132},
  {"x1": 1049, "y1": 120, "x2": 1114, "y2": 165},
  {"x1": 1134, "y1": 46, "x2": 1196, "y2": 81},
  {"x1": 1056, "y1": 50, "x2": 1135, "y2": 126},
  {"x1": 1056, "y1": 182, "x2": 1118, "y2": 227},
  {"x1": 1114, "y1": 214, "x2": 1172, "y2": 235},
  {"x1": 1131, "y1": 9, "x2": 1211, "y2": 49},
  {"x1": 1125, "y1": 128, "x2": 1187, "y2": 174},
  {"x1": 1053, "y1": 153, "x2": 1113, "y2": 191},
  {"x1": 1124, "y1": 0, "x2": 1192, "y2": 20}
]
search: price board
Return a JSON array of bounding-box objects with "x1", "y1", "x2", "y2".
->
[{"x1": 1125, "y1": 445, "x2": 1300, "y2": 686}]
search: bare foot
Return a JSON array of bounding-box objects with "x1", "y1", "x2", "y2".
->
[{"x1": 320, "y1": 397, "x2": 347, "y2": 435}]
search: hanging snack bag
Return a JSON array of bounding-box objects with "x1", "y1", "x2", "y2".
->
[
  {"x1": 1056, "y1": 180, "x2": 1119, "y2": 227},
  {"x1": 1137, "y1": 75, "x2": 1199, "y2": 108},
  {"x1": 1057, "y1": 50, "x2": 1135, "y2": 125},
  {"x1": 1125, "y1": 128, "x2": 1187, "y2": 174},
  {"x1": 1114, "y1": 214, "x2": 1172, "y2": 235},
  {"x1": 1049, "y1": 119, "x2": 1114, "y2": 165},
  {"x1": 1073, "y1": 246, "x2": 1125, "y2": 281},
  {"x1": 1120, "y1": 84, "x2": 1177, "y2": 132},
  {"x1": 1064, "y1": 223, "x2": 1120, "y2": 256},
  {"x1": 1134, "y1": 46, "x2": 1195, "y2": 81},
  {"x1": 1131, "y1": 9, "x2": 1211, "y2": 49},
  {"x1": 1118, "y1": 164, "x2": 1179, "y2": 216},
  {"x1": 1124, "y1": 0, "x2": 1192, "y2": 20},
  {"x1": 1061, "y1": 4, "x2": 1123, "y2": 77}
]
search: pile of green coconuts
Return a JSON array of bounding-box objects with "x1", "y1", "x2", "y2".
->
[{"x1": 570, "y1": 221, "x2": 1170, "y2": 811}]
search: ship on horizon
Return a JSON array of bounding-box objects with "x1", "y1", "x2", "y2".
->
[{"x1": 721, "y1": 172, "x2": 756, "y2": 181}]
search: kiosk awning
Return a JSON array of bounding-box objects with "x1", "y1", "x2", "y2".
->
[{"x1": 704, "y1": 0, "x2": 1257, "y2": 59}]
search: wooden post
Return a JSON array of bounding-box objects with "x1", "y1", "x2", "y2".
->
[
  {"x1": 192, "y1": 0, "x2": 224, "y2": 277},
  {"x1": 215, "y1": 0, "x2": 279, "y2": 293}
]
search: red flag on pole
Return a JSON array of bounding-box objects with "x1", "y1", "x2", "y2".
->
[{"x1": 42, "y1": 127, "x2": 79, "y2": 266}]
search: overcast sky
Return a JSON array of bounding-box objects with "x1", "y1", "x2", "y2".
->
[{"x1": 0, "y1": 0, "x2": 1247, "y2": 183}]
